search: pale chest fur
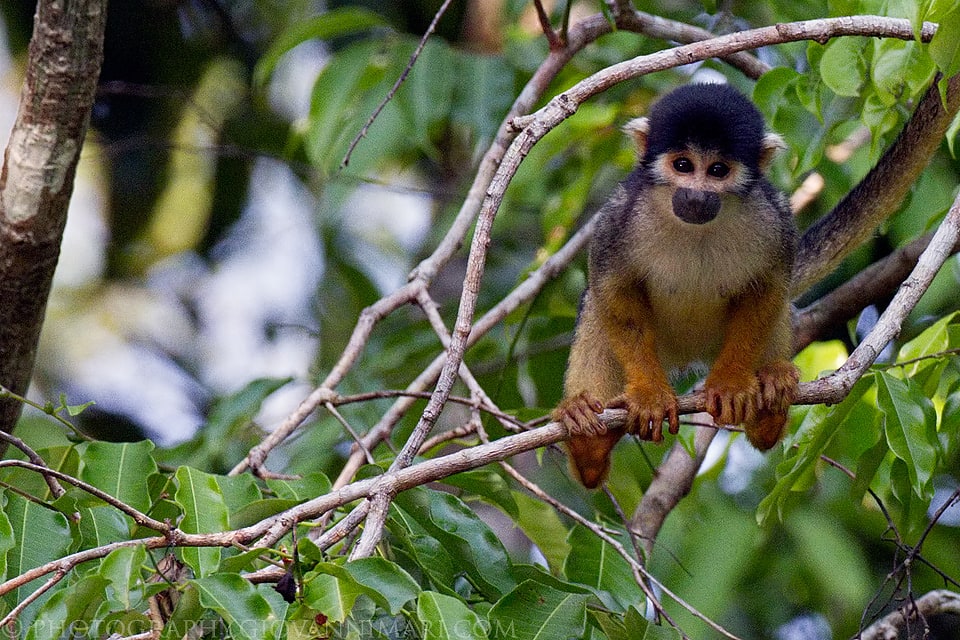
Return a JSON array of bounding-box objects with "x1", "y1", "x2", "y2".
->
[{"x1": 620, "y1": 186, "x2": 782, "y2": 370}]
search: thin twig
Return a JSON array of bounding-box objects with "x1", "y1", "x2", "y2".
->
[
  {"x1": 0, "y1": 431, "x2": 65, "y2": 498},
  {"x1": 0, "y1": 460, "x2": 170, "y2": 532},
  {"x1": 341, "y1": 0, "x2": 455, "y2": 167}
]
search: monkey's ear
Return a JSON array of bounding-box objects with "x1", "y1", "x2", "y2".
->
[
  {"x1": 759, "y1": 132, "x2": 787, "y2": 172},
  {"x1": 623, "y1": 117, "x2": 650, "y2": 157}
]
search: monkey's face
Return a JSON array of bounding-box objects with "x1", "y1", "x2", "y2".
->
[{"x1": 652, "y1": 147, "x2": 752, "y2": 225}]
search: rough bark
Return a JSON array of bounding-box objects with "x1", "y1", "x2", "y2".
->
[{"x1": 0, "y1": 0, "x2": 107, "y2": 436}]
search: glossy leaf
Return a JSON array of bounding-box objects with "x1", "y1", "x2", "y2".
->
[
  {"x1": 819, "y1": 37, "x2": 866, "y2": 97},
  {"x1": 877, "y1": 371, "x2": 939, "y2": 498},
  {"x1": 487, "y1": 580, "x2": 589, "y2": 640},
  {"x1": 100, "y1": 545, "x2": 148, "y2": 610},
  {"x1": 563, "y1": 524, "x2": 642, "y2": 613},
  {"x1": 416, "y1": 591, "x2": 488, "y2": 640},
  {"x1": 394, "y1": 487, "x2": 517, "y2": 600},
  {"x1": 174, "y1": 466, "x2": 230, "y2": 576},
  {"x1": 79, "y1": 440, "x2": 157, "y2": 512},
  {"x1": 3, "y1": 492, "x2": 71, "y2": 610},
  {"x1": 26, "y1": 575, "x2": 108, "y2": 640},
  {"x1": 302, "y1": 571, "x2": 361, "y2": 623},
  {"x1": 313, "y1": 557, "x2": 420, "y2": 615},
  {"x1": 266, "y1": 473, "x2": 331, "y2": 502},
  {"x1": 442, "y1": 468, "x2": 518, "y2": 518},
  {"x1": 194, "y1": 573, "x2": 278, "y2": 640}
]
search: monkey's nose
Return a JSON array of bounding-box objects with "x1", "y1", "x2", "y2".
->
[{"x1": 672, "y1": 188, "x2": 720, "y2": 224}]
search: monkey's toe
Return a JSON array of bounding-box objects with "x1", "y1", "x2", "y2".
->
[
  {"x1": 756, "y1": 361, "x2": 799, "y2": 414},
  {"x1": 608, "y1": 392, "x2": 678, "y2": 442},
  {"x1": 553, "y1": 392, "x2": 606, "y2": 436},
  {"x1": 704, "y1": 377, "x2": 759, "y2": 426}
]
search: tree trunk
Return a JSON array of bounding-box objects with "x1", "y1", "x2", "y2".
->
[{"x1": 0, "y1": 0, "x2": 107, "y2": 438}]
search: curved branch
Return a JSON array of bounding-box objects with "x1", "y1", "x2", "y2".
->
[
  {"x1": 860, "y1": 590, "x2": 960, "y2": 640},
  {"x1": 793, "y1": 73, "x2": 960, "y2": 294},
  {"x1": 794, "y1": 232, "x2": 960, "y2": 351}
]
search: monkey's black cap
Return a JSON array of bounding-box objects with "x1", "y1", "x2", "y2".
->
[{"x1": 643, "y1": 83, "x2": 766, "y2": 169}]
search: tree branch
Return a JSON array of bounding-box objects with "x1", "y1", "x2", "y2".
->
[
  {"x1": 793, "y1": 73, "x2": 960, "y2": 294},
  {"x1": 860, "y1": 590, "x2": 960, "y2": 640},
  {"x1": 0, "y1": 0, "x2": 107, "y2": 437}
]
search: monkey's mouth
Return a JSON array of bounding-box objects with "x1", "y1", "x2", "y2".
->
[{"x1": 672, "y1": 188, "x2": 721, "y2": 224}]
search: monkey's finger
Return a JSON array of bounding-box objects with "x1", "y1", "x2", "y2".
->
[
  {"x1": 649, "y1": 416, "x2": 664, "y2": 443},
  {"x1": 667, "y1": 406, "x2": 680, "y2": 435}
]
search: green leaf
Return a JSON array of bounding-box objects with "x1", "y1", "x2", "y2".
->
[
  {"x1": 417, "y1": 591, "x2": 488, "y2": 640},
  {"x1": 850, "y1": 424, "x2": 888, "y2": 502},
  {"x1": 3, "y1": 492, "x2": 72, "y2": 611},
  {"x1": 254, "y1": 7, "x2": 389, "y2": 88},
  {"x1": 266, "y1": 473, "x2": 331, "y2": 502},
  {"x1": 193, "y1": 573, "x2": 277, "y2": 640},
  {"x1": 487, "y1": 580, "x2": 589, "y2": 640},
  {"x1": 0, "y1": 502, "x2": 13, "y2": 578},
  {"x1": 787, "y1": 511, "x2": 872, "y2": 611},
  {"x1": 929, "y1": 4, "x2": 960, "y2": 78},
  {"x1": 510, "y1": 491, "x2": 570, "y2": 573},
  {"x1": 443, "y1": 468, "x2": 518, "y2": 518},
  {"x1": 207, "y1": 377, "x2": 292, "y2": 443},
  {"x1": 342, "y1": 557, "x2": 421, "y2": 613},
  {"x1": 819, "y1": 37, "x2": 867, "y2": 97},
  {"x1": 313, "y1": 557, "x2": 420, "y2": 615},
  {"x1": 876, "y1": 372, "x2": 939, "y2": 498},
  {"x1": 216, "y1": 473, "x2": 263, "y2": 515},
  {"x1": 563, "y1": 524, "x2": 643, "y2": 613},
  {"x1": 158, "y1": 583, "x2": 204, "y2": 640},
  {"x1": 174, "y1": 467, "x2": 230, "y2": 576},
  {"x1": 393, "y1": 39, "x2": 455, "y2": 159},
  {"x1": 302, "y1": 571, "x2": 362, "y2": 623},
  {"x1": 230, "y1": 498, "x2": 298, "y2": 529},
  {"x1": 897, "y1": 312, "x2": 959, "y2": 374},
  {"x1": 100, "y1": 545, "x2": 148, "y2": 610},
  {"x1": 79, "y1": 440, "x2": 157, "y2": 513},
  {"x1": 26, "y1": 575, "x2": 108, "y2": 640},
  {"x1": 758, "y1": 379, "x2": 870, "y2": 525},
  {"x1": 76, "y1": 505, "x2": 132, "y2": 548},
  {"x1": 451, "y1": 52, "x2": 515, "y2": 144},
  {"x1": 394, "y1": 487, "x2": 516, "y2": 600}
]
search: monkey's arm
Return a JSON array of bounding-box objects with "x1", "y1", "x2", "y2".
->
[
  {"x1": 705, "y1": 275, "x2": 798, "y2": 448},
  {"x1": 599, "y1": 293, "x2": 680, "y2": 441},
  {"x1": 792, "y1": 73, "x2": 960, "y2": 294},
  {"x1": 554, "y1": 284, "x2": 679, "y2": 488}
]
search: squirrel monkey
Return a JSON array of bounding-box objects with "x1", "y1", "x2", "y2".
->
[{"x1": 553, "y1": 83, "x2": 800, "y2": 488}]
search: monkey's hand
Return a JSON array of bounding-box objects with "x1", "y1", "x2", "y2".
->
[
  {"x1": 607, "y1": 380, "x2": 679, "y2": 443},
  {"x1": 552, "y1": 392, "x2": 606, "y2": 436},
  {"x1": 704, "y1": 367, "x2": 760, "y2": 426}
]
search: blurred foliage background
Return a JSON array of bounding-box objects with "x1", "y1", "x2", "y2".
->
[{"x1": 1, "y1": 0, "x2": 959, "y2": 637}]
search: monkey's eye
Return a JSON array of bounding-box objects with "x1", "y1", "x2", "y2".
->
[
  {"x1": 707, "y1": 162, "x2": 730, "y2": 178},
  {"x1": 672, "y1": 157, "x2": 695, "y2": 173}
]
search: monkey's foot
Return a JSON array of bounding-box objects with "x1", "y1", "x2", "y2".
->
[
  {"x1": 566, "y1": 429, "x2": 623, "y2": 489},
  {"x1": 553, "y1": 392, "x2": 606, "y2": 436},
  {"x1": 756, "y1": 361, "x2": 800, "y2": 414},
  {"x1": 608, "y1": 386, "x2": 679, "y2": 443},
  {"x1": 704, "y1": 369, "x2": 759, "y2": 426}
]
